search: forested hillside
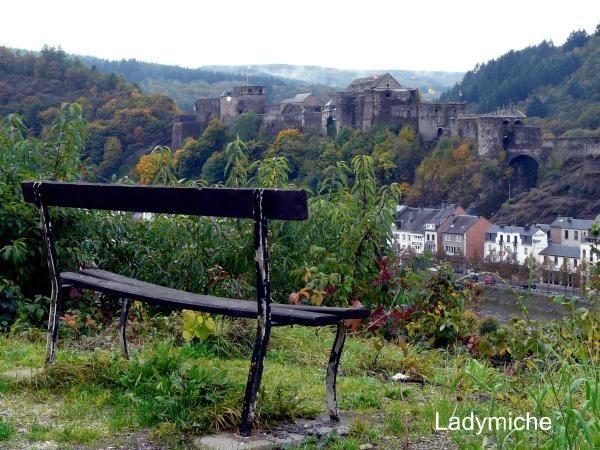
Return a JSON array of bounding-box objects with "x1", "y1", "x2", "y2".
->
[
  {"x1": 441, "y1": 26, "x2": 600, "y2": 135},
  {"x1": 78, "y1": 56, "x2": 337, "y2": 110},
  {"x1": 0, "y1": 46, "x2": 178, "y2": 178}
]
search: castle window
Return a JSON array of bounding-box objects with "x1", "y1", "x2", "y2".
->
[
  {"x1": 503, "y1": 119, "x2": 510, "y2": 125},
  {"x1": 385, "y1": 91, "x2": 391, "y2": 98},
  {"x1": 259, "y1": 88, "x2": 263, "y2": 94},
  {"x1": 434, "y1": 109, "x2": 438, "y2": 114},
  {"x1": 407, "y1": 110, "x2": 411, "y2": 118},
  {"x1": 238, "y1": 109, "x2": 243, "y2": 115},
  {"x1": 386, "y1": 83, "x2": 390, "y2": 87},
  {"x1": 514, "y1": 119, "x2": 522, "y2": 125},
  {"x1": 248, "y1": 88, "x2": 253, "y2": 93}
]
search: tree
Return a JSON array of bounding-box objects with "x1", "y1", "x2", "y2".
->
[
  {"x1": 135, "y1": 146, "x2": 178, "y2": 185},
  {"x1": 526, "y1": 96, "x2": 548, "y2": 118},
  {"x1": 177, "y1": 118, "x2": 230, "y2": 179},
  {"x1": 266, "y1": 129, "x2": 305, "y2": 179},
  {"x1": 233, "y1": 113, "x2": 262, "y2": 141},
  {"x1": 97, "y1": 136, "x2": 123, "y2": 179},
  {"x1": 563, "y1": 29, "x2": 589, "y2": 52}
]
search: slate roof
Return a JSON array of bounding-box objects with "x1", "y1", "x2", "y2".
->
[
  {"x1": 281, "y1": 93, "x2": 314, "y2": 104},
  {"x1": 539, "y1": 244, "x2": 581, "y2": 259},
  {"x1": 395, "y1": 207, "x2": 439, "y2": 234},
  {"x1": 487, "y1": 225, "x2": 541, "y2": 236},
  {"x1": 347, "y1": 73, "x2": 402, "y2": 91},
  {"x1": 550, "y1": 217, "x2": 594, "y2": 230},
  {"x1": 535, "y1": 223, "x2": 551, "y2": 233},
  {"x1": 439, "y1": 215, "x2": 480, "y2": 234},
  {"x1": 395, "y1": 205, "x2": 461, "y2": 235}
]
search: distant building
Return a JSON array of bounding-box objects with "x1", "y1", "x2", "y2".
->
[
  {"x1": 550, "y1": 217, "x2": 594, "y2": 247},
  {"x1": 539, "y1": 244, "x2": 581, "y2": 273},
  {"x1": 438, "y1": 215, "x2": 491, "y2": 260},
  {"x1": 484, "y1": 225, "x2": 548, "y2": 265},
  {"x1": 392, "y1": 204, "x2": 465, "y2": 254},
  {"x1": 581, "y1": 243, "x2": 598, "y2": 266}
]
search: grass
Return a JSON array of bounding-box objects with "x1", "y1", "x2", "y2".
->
[{"x1": 0, "y1": 315, "x2": 597, "y2": 449}]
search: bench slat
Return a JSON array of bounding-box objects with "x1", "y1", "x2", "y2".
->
[
  {"x1": 81, "y1": 268, "x2": 370, "y2": 320},
  {"x1": 61, "y1": 272, "x2": 341, "y2": 326},
  {"x1": 21, "y1": 182, "x2": 308, "y2": 220}
]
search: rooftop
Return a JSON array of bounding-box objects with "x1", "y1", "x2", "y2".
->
[
  {"x1": 281, "y1": 93, "x2": 314, "y2": 104},
  {"x1": 550, "y1": 217, "x2": 594, "y2": 230},
  {"x1": 439, "y1": 215, "x2": 480, "y2": 234},
  {"x1": 487, "y1": 225, "x2": 542, "y2": 236},
  {"x1": 539, "y1": 244, "x2": 581, "y2": 259}
]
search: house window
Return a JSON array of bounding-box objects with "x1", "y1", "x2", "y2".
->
[
  {"x1": 574, "y1": 231, "x2": 579, "y2": 241},
  {"x1": 513, "y1": 236, "x2": 517, "y2": 244},
  {"x1": 554, "y1": 256, "x2": 559, "y2": 265},
  {"x1": 524, "y1": 247, "x2": 528, "y2": 255},
  {"x1": 445, "y1": 235, "x2": 451, "y2": 242},
  {"x1": 564, "y1": 230, "x2": 569, "y2": 239},
  {"x1": 574, "y1": 259, "x2": 578, "y2": 268},
  {"x1": 583, "y1": 249, "x2": 587, "y2": 258}
]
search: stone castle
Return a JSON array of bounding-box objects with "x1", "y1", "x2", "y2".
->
[{"x1": 172, "y1": 73, "x2": 543, "y2": 159}]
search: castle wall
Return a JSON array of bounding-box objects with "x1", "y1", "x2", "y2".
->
[
  {"x1": 171, "y1": 116, "x2": 203, "y2": 149},
  {"x1": 336, "y1": 88, "x2": 419, "y2": 131},
  {"x1": 195, "y1": 98, "x2": 220, "y2": 125},
  {"x1": 419, "y1": 102, "x2": 467, "y2": 141},
  {"x1": 476, "y1": 117, "x2": 506, "y2": 157},
  {"x1": 511, "y1": 126, "x2": 542, "y2": 150}
]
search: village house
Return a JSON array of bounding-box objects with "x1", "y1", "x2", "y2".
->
[
  {"x1": 438, "y1": 214, "x2": 491, "y2": 260},
  {"x1": 581, "y1": 243, "x2": 598, "y2": 266},
  {"x1": 483, "y1": 225, "x2": 548, "y2": 265},
  {"x1": 550, "y1": 217, "x2": 594, "y2": 247},
  {"x1": 539, "y1": 244, "x2": 581, "y2": 271},
  {"x1": 392, "y1": 204, "x2": 464, "y2": 254}
]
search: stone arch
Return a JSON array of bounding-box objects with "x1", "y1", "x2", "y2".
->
[{"x1": 507, "y1": 154, "x2": 538, "y2": 194}]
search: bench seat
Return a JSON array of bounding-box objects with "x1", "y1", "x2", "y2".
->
[{"x1": 61, "y1": 269, "x2": 369, "y2": 327}]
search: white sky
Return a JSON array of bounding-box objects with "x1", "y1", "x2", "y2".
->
[{"x1": 2, "y1": 0, "x2": 599, "y2": 72}]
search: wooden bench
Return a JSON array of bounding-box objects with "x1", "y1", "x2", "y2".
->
[{"x1": 21, "y1": 181, "x2": 369, "y2": 436}]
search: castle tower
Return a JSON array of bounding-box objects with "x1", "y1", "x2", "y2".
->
[{"x1": 219, "y1": 85, "x2": 266, "y2": 126}]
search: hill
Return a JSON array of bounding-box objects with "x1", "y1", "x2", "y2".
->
[
  {"x1": 441, "y1": 26, "x2": 600, "y2": 136},
  {"x1": 77, "y1": 56, "x2": 338, "y2": 111},
  {"x1": 0, "y1": 46, "x2": 178, "y2": 177},
  {"x1": 492, "y1": 158, "x2": 600, "y2": 224}
]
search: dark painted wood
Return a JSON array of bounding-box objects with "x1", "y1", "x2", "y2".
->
[
  {"x1": 33, "y1": 184, "x2": 63, "y2": 366},
  {"x1": 326, "y1": 322, "x2": 347, "y2": 420},
  {"x1": 118, "y1": 298, "x2": 131, "y2": 359},
  {"x1": 60, "y1": 272, "x2": 340, "y2": 327},
  {"x1": 22, "y1": 181, "x2": 308, "y2": 220},
  {"x1": 81, "y1": 268, "x2": 370, "y2": 320},
  {"x1": 240, "y1": 190, "x2": 272, "y2": 436}
]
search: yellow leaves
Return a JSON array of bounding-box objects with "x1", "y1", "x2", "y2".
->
[
  {"x1": 272, "y1": 129, "x2": 303, "y2": 148},
  {"x1": 181, "y1": 310, "x2": 216, "y2": 342},
  {"x1": 452, "y1": 143, "x2": 471, "y2": 161}
]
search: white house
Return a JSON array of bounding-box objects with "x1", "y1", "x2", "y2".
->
[
  {"x1": 539, "y1": 244, "x2": 581, "y2": 272},
  {"x1": 581, "y1": 243, "x2": 598, "y2": 267},
  {"x1": 392, "y1": 204, "x2": 464, "y2": 254},
  {"x1": 484, "y1": 225, "x2": 548, "y2": 265}
]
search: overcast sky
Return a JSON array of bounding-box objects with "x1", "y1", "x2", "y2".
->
[{"x1": 2, "y1": 0, "x2": 598, "y2": 72}]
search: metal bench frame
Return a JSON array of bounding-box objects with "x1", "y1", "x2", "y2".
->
[{"x1": 22, "y1": 181, "x2": 368, "y2": 437}]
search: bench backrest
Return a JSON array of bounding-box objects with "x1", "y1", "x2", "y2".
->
[
  {"x1": 21, "y1": 181, "x2": 307, "y2": 319},
  {"x1": 21, "y1": 181, "x2": 308, "y2": 220}
]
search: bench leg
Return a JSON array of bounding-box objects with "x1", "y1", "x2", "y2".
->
[
  {"x1": 239, "y1": 319, "x2": 271, "y2": 437},
  {"x1": 118, "y1": 298, "x2": 131, "y2": 360},
  {"x1": 44, "y1": 287, "x2": 65, "y2": 366},
  {"x1": 326, "y1": 321, "x2": 347, "y2": 421}
]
